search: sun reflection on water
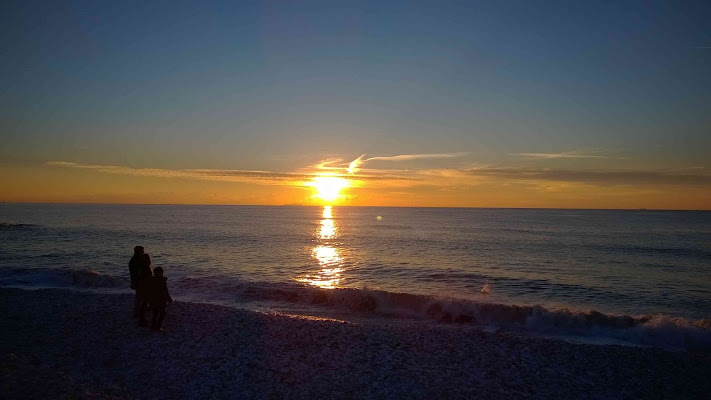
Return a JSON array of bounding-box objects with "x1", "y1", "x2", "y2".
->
[
  {"x1": 303, "y1": 245, "x2": 344, "y2": 289},
  {"x1": 312, "y1": 245, "x2": 340, "y2": 265},
  {"x1": 320, "y1": 218, "x2": 336, "y2": 239},
  {"x1": 296, "y1": 206, "x2": 345, "y2": 289}
]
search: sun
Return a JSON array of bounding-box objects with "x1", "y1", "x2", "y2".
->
[{"x1": 309, "y1": 176, "x2": 350, "y2": 202}]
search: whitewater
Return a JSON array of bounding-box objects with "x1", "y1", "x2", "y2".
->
[{"x1": 1, "y1": 203, "x2": 710, "y2": 350}]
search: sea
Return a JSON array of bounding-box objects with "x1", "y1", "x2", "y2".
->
[{"x1": 2, "y1": 203, "x2": 710, "y2": 349}]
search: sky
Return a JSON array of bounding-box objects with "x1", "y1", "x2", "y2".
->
[{"x1": 1, "y1": 0, "x2": 710, "y2": 209}]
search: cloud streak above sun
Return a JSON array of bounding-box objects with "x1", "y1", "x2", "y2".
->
[
  {"x1": 346, "y1": 152, "x2": 468, "y2": 174},
  {"x1": 513, "y1": 150, "x2": 616, "y2": 159},
  {"x1": 47, "y1": 150, "x2": 711, "y2": 202},
  {"x1": 45, "y1": 161, "x2": 415, "y2": 186}
]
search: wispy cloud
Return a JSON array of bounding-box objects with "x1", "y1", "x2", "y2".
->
[
  {"x1": 47, "y1": 161, "x2": 107, "y2": 169},
  {"x1": 666, "y1": 166, "x2": 705, "y2": 173},
  {"x1": 347, "y1": 154, "x2": 366, "y2": 174},
  {"x1": 48, "y1": 159, "x2": 711, "y2": 198},
  {"x1": 46, "y1": 161, "x2": 415, "y2": 185},
  {"x1": 305, "y1": 158, "x2": 347, "y2": 173},
  {"x1": 513, "y1": 150, "x2": 614, "y2": 159},
  {"x1": 47, "y1": 161, "x2": 314, "y2": 183},
  {"x1": 466, "y1": 167, "x2": 711, "y2": 186},
  {"x1": 364, "y1": 152, "x2": 468, "y2": 162},
  {"x1": 308, "y1": 152, "x2": 711, "y2": 190},
  {"x1": 344, "y1": 152, "x2": 468, "y2": 174}
]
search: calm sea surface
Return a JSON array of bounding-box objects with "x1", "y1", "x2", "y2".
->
[{"x1": 1, "y1": 204, "x2": 710, "y2": 321}]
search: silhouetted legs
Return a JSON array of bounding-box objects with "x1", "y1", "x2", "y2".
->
[
  {"x1": 151, "y1": 306, "x2": 166, "y2": 331},
  {"x1": 132, "y1": 291, "x2": 140, "y2": 318},
  {"x1": 138, "y1": 297, "x2": 149, "y2": 326}
]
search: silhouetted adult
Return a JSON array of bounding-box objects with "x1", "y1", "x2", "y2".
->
[
  {"x1": 136, "y1": 253, "x2": 153, "y2": 327},
  {"x1": 128, "y1": 246, "x2": 144, "y2": 318}
]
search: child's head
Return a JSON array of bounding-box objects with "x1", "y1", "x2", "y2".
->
[{"x1": 154, "y1": 266, "x2": 164, "y2": 277}]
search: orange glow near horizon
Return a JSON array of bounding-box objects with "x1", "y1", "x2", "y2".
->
[
  {"x1": 5, "y1": 161, "x2": 711, "y2": 210},
  {"x1": 308, "y1": 176, "x2": 350, "y2": 203}
]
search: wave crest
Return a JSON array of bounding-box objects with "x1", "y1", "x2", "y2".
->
[
  {"x1": 168, "y1": 277, "x2": 711, "y2": 350},
  {"x1": 1, "y1": 267, "x2": 709, "y2": 350}
]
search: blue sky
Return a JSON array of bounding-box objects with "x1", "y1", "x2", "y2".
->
[{"x1": 1, "y1": 1, "x2": 710, "y2": 207}]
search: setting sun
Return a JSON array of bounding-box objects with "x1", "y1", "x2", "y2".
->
[{"x1": 308, "y1": 176, "x2": 350, "y2": 202}]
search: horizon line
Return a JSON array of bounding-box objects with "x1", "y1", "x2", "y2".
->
[{"x1": 1, "y1": 201, "x2": 709, "y2": 212}]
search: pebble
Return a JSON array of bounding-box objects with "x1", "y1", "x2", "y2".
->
[{"x1": 1, "y1": 288, "x2": 710, "y2": 399}]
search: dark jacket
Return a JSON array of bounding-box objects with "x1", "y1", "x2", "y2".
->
[
  {"x1": 129, "y1": 255, "x2": 141, "y2": 289},
  {"x1": 137, "y1": 261, "x2": 152, "y2": 282},
  {"x1": 146, "y1": 276, "x2": 172, "y2": 307},
  {"x1": 135, "y1": 261, "x2": 153, "y2": 296}
]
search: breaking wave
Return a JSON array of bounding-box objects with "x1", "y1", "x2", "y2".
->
[
  {"x1": 170, "y1": 275, "x2": 711, "y2": 351},
  {"x1": 1, "y1": 267, "x2": 709, "y2": 350}
]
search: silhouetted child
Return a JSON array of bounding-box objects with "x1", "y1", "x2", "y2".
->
[{"x1": 146, "y1": 266, "x2": 173, "y2": 332}]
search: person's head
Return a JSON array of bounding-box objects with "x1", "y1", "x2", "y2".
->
[
  {"x1": 133, "y1": 246, "x2": 144, "y2": 255},
  {"x1": 154, "y1": 266, "x2": 164, "y2": 277},
  {"x1": 141, "y1": 253, "x2": 152, "y2": 267}
]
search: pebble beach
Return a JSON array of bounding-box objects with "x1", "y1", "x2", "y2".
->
[{"x1": 2, "y1": 288, "x2": 710, "y2": 399}]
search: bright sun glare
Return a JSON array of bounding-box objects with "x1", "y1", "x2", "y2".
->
[{"x1": 309, "y1": 176, "x2": 350, "y2": 202}]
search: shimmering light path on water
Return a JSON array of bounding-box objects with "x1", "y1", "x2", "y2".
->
[{"x1": 1, "y1": 204, "x2": 710, "y2": 319}]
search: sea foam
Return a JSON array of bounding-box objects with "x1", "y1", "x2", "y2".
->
[{"x1": 2, "y1": 267, "x2": 708, "y2": 350}]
